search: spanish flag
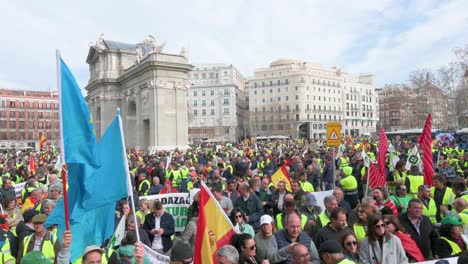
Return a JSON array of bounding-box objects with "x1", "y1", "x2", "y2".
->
[
  {"x1": 194, "y1": 182, "x2": 235, "y2": 264},
  {"x1": 39, "y1": 134, "x2": 47, "y2": 149},
  {"x1": 271, "y1": 166, "x2": 292, "y2": 192},
  {"x1": 29, "y1": 156, "x2": 36, "y2": 174}
]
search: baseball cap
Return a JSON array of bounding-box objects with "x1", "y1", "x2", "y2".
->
[
  {"x1": 82, "y1": 245, "x2": 105, "y2": 259},
  {"x1": 32, "y1": 214, "x2": 47, "y2": 224},
  {"x1": 441, "y1": 216, "x2": 463, "y2": 226},
  {"x1": 260, "y1": 215, "x2": 273, "y2": 225},
  {"x1": 189, "y1": 166, "x2": 196, "y2": 171},
  {"x1": 306, "y1": 193, "x2": 317, "y2": 206}
]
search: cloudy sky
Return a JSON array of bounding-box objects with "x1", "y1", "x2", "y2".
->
[{"x1": 1, "y1": 0, "x2": 467, "y2": 91}]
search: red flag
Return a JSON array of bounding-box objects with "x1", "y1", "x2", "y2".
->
[
  {"x1": 194, "y1": 182, "x2": 236, "y2": 264},
  {"x1": 418, "y1": 114, "x2": 434, "y2": 187},
  {"x1": 378, "y1": 128, "x2": 389, "y2": 180},
  {"x1": 29, "y1": 156, "x2": 36, "y2": 174},
  {"x1": 369, "y1": 162, "x2": 387, "y2": 188}
]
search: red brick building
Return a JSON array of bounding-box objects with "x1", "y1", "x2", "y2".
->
[{"x1": 0, "y1": 88, "x2": 59, "y2": 147}]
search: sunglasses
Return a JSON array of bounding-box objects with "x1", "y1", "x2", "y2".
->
[
  {"x1": 246, "y1": 245, "x2": 256, "y2": 251},
  {"x1": 399, "y1": 188, "x2": 407, "y2": 191},
  {"x1": 375, "y1": 223, "x2": 385, "y2": 229},
  {"x1": 235, "y1": 215, "x2": 243, "y2": 219},
  {"x1": 346, "y1": 241, "x2": 358, "y2": 246}
]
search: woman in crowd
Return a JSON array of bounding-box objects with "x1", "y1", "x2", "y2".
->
[
  {"x1": 117, "y1": 230, "x2": 151, "y2": 264},
  {"x1": 181, "y1": 214, "x2": 197, "y2": 247},
  {"x1": 353, "y1": 204, "x2": 374, "y2": 242},
  {"x1": 3, "y1": 196, "x2": 23, "y2": 232},
  {"x1": 232, "y1": 233, "x2": 258, "y2": 264},
  {"x1": 230, "y1": 208, "x2": 255, "y2": 237},
  {"x1": 436, "y1": 216, "x2": 468, "y2": 258},
  {"x1": 339, "y1": 230, "x2": 360, "y2": 263},
  {"x1": 372, "y1": 187, "x2": 398, "y2": 215},
  {"x1": 135, "y1": 198, "x2": 151, "y2": 225},
  {"x1": 383, "y1": 214, "x2": 424, "y2": 262},
  {"x1": 360, "y1": 214, "x2": 408, "y2": 264}
]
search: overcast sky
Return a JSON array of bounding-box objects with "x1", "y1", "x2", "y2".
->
[{"x1": 1, "y1": 0, "x2": 467, "y2": 91}]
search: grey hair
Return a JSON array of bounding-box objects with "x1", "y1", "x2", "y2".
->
[
  {"x1": 216, "y1": 245, "x2": 239, "y2": 263},
  {"x1": 46, "y1": 200, "x2": 57, "y2": 208},
  {"x1": 362, "y1": 196, "x2": 375, "y2": 205},
  {"x1": 323, "y1": 195, "x2": 337, "y2": 205}
]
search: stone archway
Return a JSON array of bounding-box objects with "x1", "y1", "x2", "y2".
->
[{"x1": 127, "y1": 100, "x2": 137, "y2": 147}]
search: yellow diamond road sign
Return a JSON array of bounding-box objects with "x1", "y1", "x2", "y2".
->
[{"x1": 326, "y1": 122, "x2": 342, "y2": 146}]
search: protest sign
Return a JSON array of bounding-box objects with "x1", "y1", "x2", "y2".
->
[{"x1": 141, "y1": 193, "x2": 192, "y2": 232}]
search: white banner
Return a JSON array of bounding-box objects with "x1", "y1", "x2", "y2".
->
[
  {"x1": 144, "y1": 244, "x2": 170, "y2": 263},
  {"x1": 141, "y1": 193, "x2": 192, "y2": 232},
  {"x1": 14, "y1": 181, "x2": 27, "y2": 200},
  {"x1": 313, "y1": 190, "x2": 334, "y2": 210},
  {"x1": 416, "y1": 257, "x2": 457, "y2": 264}
]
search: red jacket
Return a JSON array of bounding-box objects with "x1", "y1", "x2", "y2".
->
[{"x1": 159, "y1": 187, "x2": 178, "y2": 194}]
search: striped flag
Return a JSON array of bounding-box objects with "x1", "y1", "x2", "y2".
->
[
  {"x1": 194, "y1": 182, "x2": 236, "y2": 264},
  {"x1": 419, "y1": 114, "x2": 434, "y2": 187},
  {"x1": 369, "y1": 162, "x2": 387, "y2": 188},
  {"x1": 271, "y1": 166, "x2": 292, "y2": 192},
  {"x1": 378, "y1": 128, "x2": 389, "y2": 181}
]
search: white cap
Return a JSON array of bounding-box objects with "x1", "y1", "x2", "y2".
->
[{"x1": 260, "y1": 214, "x2": 273, "y2": 225}]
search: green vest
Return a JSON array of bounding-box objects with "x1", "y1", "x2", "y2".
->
[
  {"x1": 172, "y1": 170, "x2": 182, "y2": 187},
  {"x1": 407, "y1": 175, "x2": 424, "y2": 198},
  {"x1": 341, "y1": 175, "x2": 357, "y2": 195},
  {"x1": 275, "y1": 213, "x2": 307, "y2": 230},
  {"x1": 138, "y1": 179, "x2": 150, "y2": 196},
  {"x1": 180, "y1": 168, "x2": 189, "y2": 179},
  {"x1": 318, "y1": 211, "x2": 330, "y2": 227},
  {"x1": 353, "y1": 224, "x2": 366, "y2": 242},
  {"x1": 23, "y1": 232, "x2": 56, "y2": 262},
  {"x1": 440, "y1": 237, "x2": 466, "y2": 256},
  {"x1": 136, "y1": 210, "x2": 150, "y2": 224},
  {"x1": 339, "y1": 157, "x2": 350, "y2": 169},
  {"x1": 299, "y1": 181, "x2": 314, "y2": 193},
  {"x1": 459, "y1": 209, "x2": 468, "y2": 226},
  {"x1": 421, "y1": 199, "x2": 437, "y2": 224}
]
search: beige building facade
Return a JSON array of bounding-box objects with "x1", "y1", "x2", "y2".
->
[
  {"x1": 187, "y1": 64, "x2": 248, "y2": 142},
  {"x1": 85, "y1": 35, "x2": 192, "y2": 150},
  {"x1": 248, "y1": 59, "x2": 378, "y2": 139}
]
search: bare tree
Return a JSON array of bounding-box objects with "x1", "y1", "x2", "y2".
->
[{"x1": 407, "y1": 69, "x2": 437, "y2": 89}]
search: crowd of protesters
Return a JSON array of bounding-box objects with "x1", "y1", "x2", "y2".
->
[{"x1": 1, "y1": 136, "x2": 468, "y2": 263}]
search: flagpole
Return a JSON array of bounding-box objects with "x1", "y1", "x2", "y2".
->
[
  {"x1": 117, "y1": 109, "x2": 140, "y2": 243},
  {"x1": 200, "y1": 181, "x2": 236, "y2": 229},
  {"x1": 365, "y1": 164, "x2": 370, "y2": 197},
  {"x1": 56, "y1": 50, "x2": 70, "y2": 231}
]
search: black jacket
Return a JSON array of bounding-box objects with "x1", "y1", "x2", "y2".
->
[
  {"x1": 398, "y1": 212, "x2": 439, "y2": 260},
  {"x1": 142, "y1": 212, "x2": 175, "y2": 253}
]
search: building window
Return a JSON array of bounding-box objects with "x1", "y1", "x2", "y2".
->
[
  {"x1": 296, "y1": 105, "x2": 299, "y2": 111},
  {"x1": 286, "y1": 96, "x2": 289, "y2": 101},
  {"x1": 295, "y1": 95, "x2": 298, "y2": 100},
  {"x1": 223, "y1": 108, "x2": 229, "y2": 114},
  {"x1": 223, "y1": 71, "x2": 227, "y2": 76},
  {"x1": 46, "y1": 103, "x2": 51, "y2": 109},
  {"x1": 202, "y1": 91, "x2": 206, "y2": 96},
  {"x1": 254, "y1": 83, "x2": 257, "y2": 88},
  {"x1": 277, "y1": 88, "x2": 281, "y2": 92},
  {"x1": 278, "y1": 97, "x2": 281, "y2": 102},
  {"x1": 202, "y1": 109, "x2": 206, "y2": 116},
  {"x1": 296, "y1": 114, "x2": 299, "y2": 121},
  {"x1": 254, "y1": 90, "x2": 257, "y2": 95},
  {"x1": 193, "y1": 101, "x2": 197, "y2": 106},
  {"x1": 224, "y1": 89, "x2": 229, "y2": 95},
  {"x1": 210, "y1": 100, "x2": 214, "y2": 106},
  {"x1": 223, "y1": 99, "x2": 229, "y2": 105},
  {"x1": 262, "y1": 90, "x2": 265, "y2": 94},
  {"x1": 201, "y1": 100, "x2": 206, "y2": 106},
  {"x1": 210, "y1": 90, "x2": 214, "y2": 96},
  {"x1": 193, "y1": 110, "x2": 198, "y2": 115},
  {"x1": 210, "y1": 109, "x2": 215, "y2": 115},
  {"x1": 193, "y1": 91, "x2": 197, "y2": 96},
  {"x1": 1, "y1": 100, "x2": 5, "y2": 108},
  {"x1": 270, "y1": 81, "x2": 273, "y2": 86},
  {"x1": 285, "y1": 79, "x2": 289, "y2": 84},
  {"x1": 270, "y1": 89, "x2": 273, "y2": 94},
  {"x1": 201, "y1": 73, "x2": 206, "y2": 79},
  {"x1": 46, "y1": 122, "x2": 51, "y2": 128},
  {"x1": 277, "y1": 80, "x2": 281, "y2": 86},
  {"x1": 224, "y1": 127, "x2": 230, "y2": 133},
  {"x1": 262, "y1": 82, "x2": 265, "y2": 87}
]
